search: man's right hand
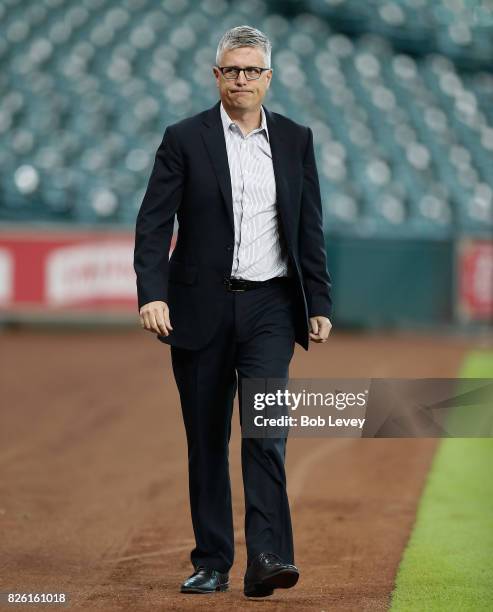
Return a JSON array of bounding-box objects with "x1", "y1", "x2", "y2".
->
[{"x1": 139, "y1": 301, "x2": 173, "y2": 336}]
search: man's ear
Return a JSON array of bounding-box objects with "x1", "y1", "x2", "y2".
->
[{"x1": 213, "y1": 70, "x2": 221, "y2": 89}]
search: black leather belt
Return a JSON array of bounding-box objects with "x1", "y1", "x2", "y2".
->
[{"x1": 223, "y1": 276, "x2": 291, "y2": 292}]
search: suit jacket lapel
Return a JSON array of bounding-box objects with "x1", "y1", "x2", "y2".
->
[
  {"x1": 200, "y1": 101, "x2": 234, "y2": 231},
  {"x1": 264, "y1": 104, "x2": 292, "y2": 251},
  {"x1": 200, "y1": 100, "x2": 292, "y2": 245}
]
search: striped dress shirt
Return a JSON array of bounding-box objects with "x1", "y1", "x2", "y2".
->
[{"x1": 220, "y1": 101, "x2": 291, "y2": 281}]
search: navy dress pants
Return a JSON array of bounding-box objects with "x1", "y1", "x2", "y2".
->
[{"x1": 170, "y1": 279, "x2": 297, "y2": 574}]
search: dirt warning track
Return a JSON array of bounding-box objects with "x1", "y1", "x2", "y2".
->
[{"x1": 0, "y1": 329, "x2": 474, "y2": 610}]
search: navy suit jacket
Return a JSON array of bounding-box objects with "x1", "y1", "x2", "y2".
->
[{"x1": 133, "y1": 99, "x2": 332, "y2": 351}]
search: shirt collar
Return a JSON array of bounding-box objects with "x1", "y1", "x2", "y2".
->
[{"x1": 220, "y1": 100, "x2": 269, "y2": 142}]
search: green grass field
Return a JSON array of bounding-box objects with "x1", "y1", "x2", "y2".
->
[{"x1": 390, "y1": 350, "x2": 493, "y2": 612}]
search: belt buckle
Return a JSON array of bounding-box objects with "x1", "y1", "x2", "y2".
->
[
  {"x1": 231, "y1": 278, "x2": 247, "y2": 292},
  {"x1": 224, "y1": 277, "x2": 246, "y2": 292}
]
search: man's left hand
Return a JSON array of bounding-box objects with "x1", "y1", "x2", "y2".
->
[{"x1": 309, "y1": 316, "x2": 332, "y2": 343}]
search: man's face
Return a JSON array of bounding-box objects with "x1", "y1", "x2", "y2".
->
[{"x1": 213, "y1": 46, "x2": 272, "y2": 111}]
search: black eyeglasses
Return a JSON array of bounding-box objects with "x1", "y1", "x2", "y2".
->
[{"x1": 215, "y1": 65, "x2": 271, "y2": 80}]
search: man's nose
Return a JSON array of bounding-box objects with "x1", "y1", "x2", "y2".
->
[{"x1": 235, "y1": 70, "x2": 248, "y2": 84}]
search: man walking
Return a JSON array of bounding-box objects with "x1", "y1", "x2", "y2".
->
[{"x1": 133, "y1": 25, "x2": 332, "y2": 598}]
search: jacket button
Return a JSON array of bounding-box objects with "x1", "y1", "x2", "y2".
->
[{"x1": 227, "y1": 244, "x2": 233, "y2": 251}]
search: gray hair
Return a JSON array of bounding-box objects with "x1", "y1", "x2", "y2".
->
[{"x1": 215, "y1": 25, "x2": 272, "y2": 68}]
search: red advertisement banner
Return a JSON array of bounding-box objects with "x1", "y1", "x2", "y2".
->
[
  {"x1": 457, "y1": 239, "x2": 493, "y2": 322},
  {"x1": 0, "y1": 229, "x2": 176, "y2": 316}
]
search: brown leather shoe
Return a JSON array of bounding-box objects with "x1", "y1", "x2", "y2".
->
[{"x1": 244, "y1": 552, "x2": 299, "y2": 597}]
